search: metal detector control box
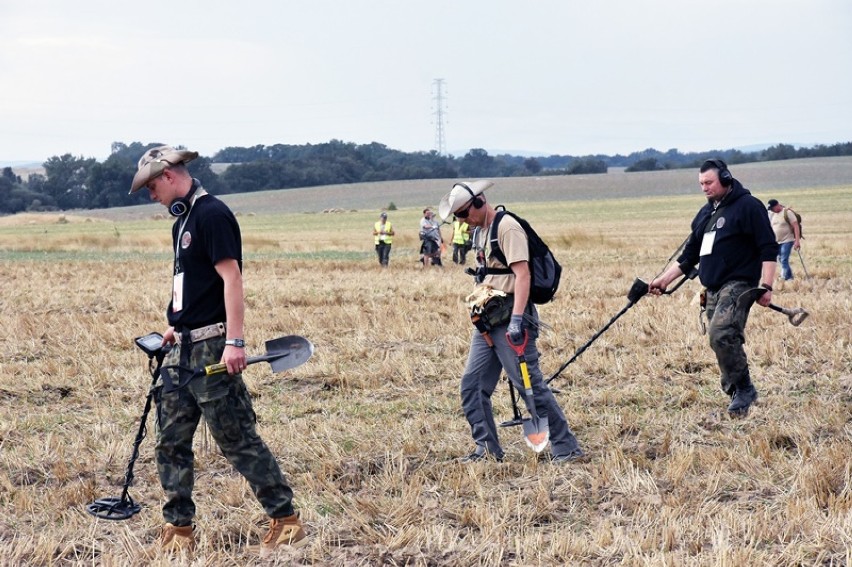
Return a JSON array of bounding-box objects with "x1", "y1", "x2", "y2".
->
[{"x1": 135, "y1": 332, "x2": 168, "y2": 357}]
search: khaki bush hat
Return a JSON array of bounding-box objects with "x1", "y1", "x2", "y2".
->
[
  {"x1": 438, "y1": 180, "x2": 494, "y2": 220},
  {"x1": 129, "y1": 145, "x2": 199, "y2": 193}
]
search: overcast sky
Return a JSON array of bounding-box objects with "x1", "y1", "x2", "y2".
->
[{"x1": 1, "y1": 0, "x2": 850, "y2": 164}]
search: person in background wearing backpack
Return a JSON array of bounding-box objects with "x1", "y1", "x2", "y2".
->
[
  {"x1": 438, "y1": 180, "x2": 584, "y2": 464},
  {"x1": 767, "y1": 199, "x2": 801, "y2": 281},
  {"x1": 649, "y1": 160, "x2": 778, "y2": 418}
]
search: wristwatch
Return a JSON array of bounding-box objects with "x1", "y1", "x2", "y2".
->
[{"x1": 225, "y1": 338, "x2": 246, "y2": 348}]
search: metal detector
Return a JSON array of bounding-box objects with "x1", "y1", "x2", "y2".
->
[
  {"x1": 501, "y1": 270, "x2": 697, "y2": 427},
  {"x1": 86, "y1": 332, "x2": 169, "y2": 520},
  {"x1": 544, "y1": 269, "x2": 696, "y2": 386},
  {"x1": 87, "y1": 332, "x2": 315, "y2": 520}
]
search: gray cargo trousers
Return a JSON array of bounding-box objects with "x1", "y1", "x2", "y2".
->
[
  {"x1": 459, "y1": 312, "x2": 582, "y2": 459},
  {"x1": 705, "y1": 280, "x2": 757, "y2": 396}
]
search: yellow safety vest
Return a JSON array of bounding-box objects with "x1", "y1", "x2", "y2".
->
[
  {"x1": 374, "y1": 221, "x2": 393, "y2": 245},
  {"x1": 453, "y1": 220, "x2": 470, "y2": 245}
]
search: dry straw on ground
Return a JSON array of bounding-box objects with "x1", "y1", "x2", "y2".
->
[{"x1": 1, "y1": 161, "x2": 850, "y2": 566}]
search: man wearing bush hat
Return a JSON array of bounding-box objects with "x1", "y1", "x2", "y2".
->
[
  {"x1": 129, "y1": 145, "x2": 199, "y2": 194},
  {"x1": 439, "y1": 180, "x2": 584, "y2": 464},
  {"x1": 131, "y1": 145, "x2": 307, "y2": 557}
]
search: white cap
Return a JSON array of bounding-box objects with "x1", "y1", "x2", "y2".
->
[{"x1": 438, "y1": 180, "x2": 494, "y2": 220}]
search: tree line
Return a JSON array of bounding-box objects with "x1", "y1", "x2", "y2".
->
[{"x1": 2, "y1": 140, "x2": 850, "y2": 214}]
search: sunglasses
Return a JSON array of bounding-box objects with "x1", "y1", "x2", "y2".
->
[{"x1": 455, "y1": 200, "x2": 475, "y2": 219}]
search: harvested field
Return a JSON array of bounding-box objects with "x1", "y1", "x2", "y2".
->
[{"x1": 0, "y1": 160, "x2": 850, "y2": 566}]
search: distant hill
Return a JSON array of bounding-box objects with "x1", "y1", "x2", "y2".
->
[{"x1": 78, "y1": 156, "x2": 852, "y2": 222}]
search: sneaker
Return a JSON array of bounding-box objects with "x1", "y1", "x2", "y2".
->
[
  {"x1": 156, "y1": 523, "x2": 195, "y2": 554},
  {"x1": 459, "y1": 450, "x2": 503, "y2": 463},
  {"x1": 551, "y1": 449, "x2": 586, "y2": 464},
  {"x1": 259, "y1": 512, "x2": 308, "y2": 558},
  {"x1": 727, "y1": 386, "x2": 758, "y2": 417}
]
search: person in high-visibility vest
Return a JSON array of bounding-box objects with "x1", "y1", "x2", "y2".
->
[
  {"x1": 452, "y1": 215, "x2": 472, "y2": 265},
  {"x1": 372, "y1": 211, "x2": 394, "y2": 267}
]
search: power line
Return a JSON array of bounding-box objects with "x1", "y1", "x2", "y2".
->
[{"x1": 432, "y1": 79, "x2": 447, "y2": 155}]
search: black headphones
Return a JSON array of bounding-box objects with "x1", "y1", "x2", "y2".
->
[
  {"x1": 703, "y1": 158, "x2": 733, "y2": 187},
  {"x1": 456, "y1": 182, "x2": 484, "y2": 209},
  {"x1": 168, "y1": 180, "x2": 200, "y2": 217}
]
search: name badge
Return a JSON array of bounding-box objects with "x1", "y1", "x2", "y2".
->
[
  {"x1": 700, "y1": 231, "x2": 716, "y2": 256},
  {"x1": 172, "y1": 272, "x2": 185, "y2": 312}
]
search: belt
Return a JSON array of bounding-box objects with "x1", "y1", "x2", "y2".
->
[{"x1": 174, "y1": 322, "x2": 226, "y2": 344}]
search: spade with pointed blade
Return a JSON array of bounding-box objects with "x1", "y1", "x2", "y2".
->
[
  {"x1": 507, "y1": 330, "x2": 550, "y2": 453},
  {"x1": 202, "y1": 335, "x2": 314, "y2": 376}
]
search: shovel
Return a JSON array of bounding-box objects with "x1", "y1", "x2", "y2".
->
[
  {"x1": 736, "y1": 288, "x2": 810, "y2": 326},
  {"x1": 507, "y1": 330, "x2": 550, "y2": 453},
  {"x1": 202, "y1": 335, "x2": 315, "y2": 376}
]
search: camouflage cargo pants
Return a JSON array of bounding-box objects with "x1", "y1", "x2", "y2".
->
[
  {"x1": 705, "y1": 280, "x2": 756, "y2": 396},
  {"x1": 154, "y1": 337, "x2": 294, "y2": 526}
]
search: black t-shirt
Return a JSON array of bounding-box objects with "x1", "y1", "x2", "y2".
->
[{"x1": 167, "y1": 194, "x2": 242, "y2": 330}]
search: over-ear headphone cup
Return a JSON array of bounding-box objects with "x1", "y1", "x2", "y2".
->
[{"x1": 169, "y1": 199, "x2": 189, "y2": 217}]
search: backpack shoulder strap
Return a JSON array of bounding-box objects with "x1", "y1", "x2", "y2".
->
[
  {"x1": 489, "y1": 209, "x2": 508, "y2": 267},
  {"x1": 484, "y1": 208, "x2": 515, "y2": 276}
]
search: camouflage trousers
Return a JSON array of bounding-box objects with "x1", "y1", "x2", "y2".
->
[
  {"x1": 705, "y1": 280, "x2": 757, "y2": 396},
  {"x1": 154, "y1": 336, "x2": 294, "y2": 526}
]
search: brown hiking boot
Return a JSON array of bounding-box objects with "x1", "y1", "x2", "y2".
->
[
  {"x1": 156, "y1": 523, "x2": 195, "y2": 554},
  {"x1": 259, "y1": 512, "x2": 308, "y2": 558}
]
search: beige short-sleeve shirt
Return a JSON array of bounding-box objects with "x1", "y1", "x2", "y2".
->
[
  {"x1": 769, "y1": 208, "x2": 797, "y2": 244},
  {"x1": 476, "y1": 214, "x2": 529, "y2": 294}
]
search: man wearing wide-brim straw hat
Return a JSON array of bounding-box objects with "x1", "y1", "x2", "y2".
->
[
  {"x1": 438, "y1": 180, "x2": 584, "y2": 464},
  {"x1": 131, "y1": 145, "x2": 308, "y2": 557}
]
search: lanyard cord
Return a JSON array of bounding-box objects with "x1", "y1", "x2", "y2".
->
[{"x1": 173, "y1": 188, "x2": 208, "y2": 268}]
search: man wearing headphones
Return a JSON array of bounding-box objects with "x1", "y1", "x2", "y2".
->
[
  {"x1": 129, "y1": 146, "x2": 307, "y2": 557},
  {"x1": 438, "y1": 180, "x2": 584, "y2": 463},
  {"x1": 649, "y1": 159, "x2": 778, "y2": 417}
]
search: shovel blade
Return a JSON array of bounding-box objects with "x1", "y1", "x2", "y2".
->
[
  {"x1": 265, "y1": 335, "x2": 314, "y2": 373},
  {"x1": 736, "y1": 287, "x2": 768, "y2": 309},
  {"x1": 787, "y1": 308, "x2": 809, "y2": 327},
  {"x1": 522, "y1": 417, "x2": 550, "y2": 453}
]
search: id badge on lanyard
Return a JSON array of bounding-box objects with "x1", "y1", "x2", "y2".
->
[
  {"x1": 172, "y1": 213, "x2": 192, "y2": 313},
  {"x1": 172, "y1": 272, "x2": 185, "y2": 312},
  {"x1": 699, "y1": 231, "x2": 716, "y2": 256}
]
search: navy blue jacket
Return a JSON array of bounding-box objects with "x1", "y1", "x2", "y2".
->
[{"x1": 677, "y1": 179, "x2": 778, "y2": 291}]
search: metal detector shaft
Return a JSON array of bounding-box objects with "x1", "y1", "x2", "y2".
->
[
  {"x1": 546, "y1": 300, "x2": 635, "y2": 385},
  {"x1": 499, "y1": 380, "x2": 525, "y2": 427},
  {"x1": 797, "y1": 249, "x2": 811, "y2": 279},
  {"x1": 87, "y1": 345, "x2": 169, "y2": 520},
  {"x1": 545, "y1": 270, "x2": 697, "y2": 386}
]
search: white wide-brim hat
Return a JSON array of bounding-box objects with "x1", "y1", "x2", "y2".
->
[
  {"x1": 438, "y1": 180, "x2": 494, "y2": 220},
  {"x1": 129, "y1": 145, "x2": 199, "y2": 193}
]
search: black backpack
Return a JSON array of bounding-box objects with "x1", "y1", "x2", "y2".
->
[{"x1": 485, "y1": 208, "x2": 562, "y2": 304}]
